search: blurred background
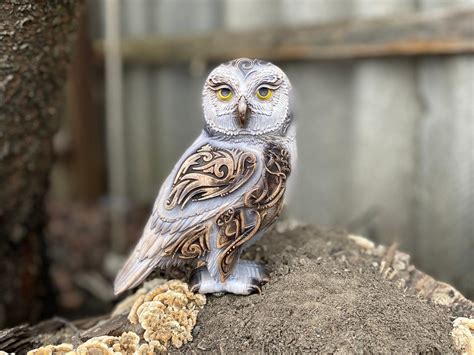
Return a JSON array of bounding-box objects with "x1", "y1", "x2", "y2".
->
[{"x1": 44, "y1": 0, "x2": 473, "y2": 320}]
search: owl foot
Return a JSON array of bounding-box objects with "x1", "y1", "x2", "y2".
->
[{"x1": 189, "y1": 260, "x2": 270, "y2": 295}]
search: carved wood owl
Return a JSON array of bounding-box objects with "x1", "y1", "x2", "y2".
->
[{"x1": 115, "y1": 58, "x2": 296, "y2": 295}]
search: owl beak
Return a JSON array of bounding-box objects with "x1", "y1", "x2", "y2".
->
[{"x1": 237, "y1": 97, "x2": 250, "y2": 128}]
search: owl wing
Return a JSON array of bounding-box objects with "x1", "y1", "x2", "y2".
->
[{"x1": 114, "y1": 132, "x2": 263, "y2": 294}]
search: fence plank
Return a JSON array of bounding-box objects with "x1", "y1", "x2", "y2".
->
[
  {"x1": 413, "y1": 0, "x2": 474, "y2": 298},
  {"x1": 66, "y1": 10, "x2": 105, "y2": 202},
  {"x1": 104, "y1": 0, "x2": 127, "y2": 252},
  {"x1": 278, "y1": 0, "x2": 355, "y2": 225},
  {"x1": 416, "y1": 56, "x2": 474, "y2": 296},
  {"x1": 93, "y1": 7, "x2": 474, "y2": 64},
  {"x1": 121, "y1": 0, "x2": 154, "y2": 203},
  {"x1": 150, "y1": 0, "x2": 219, "y2": 186},
  {"x1": 348, "y1": 0, "x2": 420, "y2": 251}
]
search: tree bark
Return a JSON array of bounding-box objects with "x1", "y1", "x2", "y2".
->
[{"x1": 0, "y1": 1, "x2": 82, "y2": 327}]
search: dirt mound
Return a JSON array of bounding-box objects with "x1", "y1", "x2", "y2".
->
[
  {"x1": 184, "y1": 225, "x2": 457, "y2": 353},
  {"x1": 2, "y1": 224, "x2": 471, "y2": 354}
]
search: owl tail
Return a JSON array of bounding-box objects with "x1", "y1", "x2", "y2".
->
[{"x1": 114, "y1": 253, "x2": 155, "y2": 295}]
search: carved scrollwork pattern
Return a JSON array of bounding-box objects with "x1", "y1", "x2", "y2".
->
[
  {"x1": 216, "y1": 143, "x2": 291, "y2": 281},
  {"x1": 215, "y1": 208, "x2": 241, "y2": 249},
  {"x1": 165, "y1": 144, "x2": 257, "y2": 210},
  {"x1": 163, "y1": 224, "x2": 210, "y2": 259},
  {"x1": 223, "y1": 58, "x2": 273, "y2": 78}
]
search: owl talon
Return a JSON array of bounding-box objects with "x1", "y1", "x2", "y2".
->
[
  {"x1": 247, "y1": 278, "x2": 264, "y2": 294},
  {"x1": 190, "y1": 283, "x2": 200, "y2": 293},
  {"x1": 189, "y1": 260, "x2": 270, "y2": 295},
  {"x1": 189, "y1": 265, "x2": 207, "y2": 293}
]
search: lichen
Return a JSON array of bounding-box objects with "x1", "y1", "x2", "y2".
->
[
  {"x1": 128, "y1": 294, "x2": 146, "y2": 324},
  {"x1": 26, "y1": 332, "x2": 140, "y2": 355},
  {"x1": 128, "y1": 280, "x2": 206, "y2": 349},
  {"x1": 75, "y1": 340, "x2": 113, "y2": 355},
  {"x1": 112, "y1": 278, "x2": 166, "y2": 317},
  {"x1": 137, "y1": 341, "x2": 166, "y2": 355},
  {"x1": 451, "y1": 317, "x2": 474, "y2": 355},
  {"x1": 115, "y1": 331, "x2": 141, "y2": 354},
  {"x1": 26, "y1": 343, "x2": 74, "y2": 355},
  {"x1": 23, "y1": 280, "x2": 205, "y2": 354},
  {"x1": 76, "y1": 331, "x2": 140, "y2": 355}
]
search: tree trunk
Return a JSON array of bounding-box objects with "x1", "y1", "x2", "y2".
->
[{"x1": 0, "y1": 1, "x2": 82, "y2": 327}]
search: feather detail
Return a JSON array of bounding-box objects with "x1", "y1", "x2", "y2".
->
[{"x1": 114, "y1": 256, "x2": 155, "y2": 295}]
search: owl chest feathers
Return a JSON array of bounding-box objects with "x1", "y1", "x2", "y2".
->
[{"x1": 155, "y1": 132, "x2": 293, "y2": 280}]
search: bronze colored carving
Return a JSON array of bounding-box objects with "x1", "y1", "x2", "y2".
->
[
  {"x1": 165, "y1": 144, "x2": 257, "y2": 210},
  {"x1": 163, "y1": 224, "x2": 210, "y2": 259},
  {"x1": 216, "y1": 143, "x2": 291, "y2": 281}
]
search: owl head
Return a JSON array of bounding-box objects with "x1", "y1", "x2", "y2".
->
[{"x1": 202, "y1": 58, "x2": 292, "y2": 136}]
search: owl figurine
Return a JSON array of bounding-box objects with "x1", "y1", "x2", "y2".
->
[{"x1": 115, "y1": 58, "x2": 296, "y2": 295}]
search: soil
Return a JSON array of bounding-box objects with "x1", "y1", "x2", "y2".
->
[{"x1": 183, "y1": 224, "x2": 457, "y2": 353}]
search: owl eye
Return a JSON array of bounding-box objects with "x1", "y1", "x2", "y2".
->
[
  {"x1": 256, "y1": 86, "x2": 273, "y2": 100},
  {"x1": 217, "y1": 87, "x2": 233, "y2": 101}
]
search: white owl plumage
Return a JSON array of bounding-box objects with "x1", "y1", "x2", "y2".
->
[{"x1": 115, "y1": 58, "x2": 296, "y2": 295}]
